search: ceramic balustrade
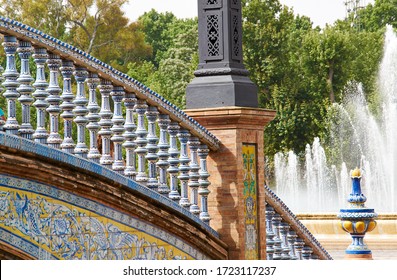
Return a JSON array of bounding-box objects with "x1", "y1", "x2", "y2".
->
[
  {"x1": 265, "y1": 204, "x2": 322, "y2": 260},
  {"x1": 0, "y1": 35, "x2": 213, "y2": 225}
]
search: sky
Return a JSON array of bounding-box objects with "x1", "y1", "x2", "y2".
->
[{"x1": 123, "y1": 0, "x2": 375, "y2": 28}]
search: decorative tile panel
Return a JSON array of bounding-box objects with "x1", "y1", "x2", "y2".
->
[
  {"x1": 0, "y1": 174, "x2": 210, "y2": 260},
  {"x1": 242, "y1": 144, "x2": 258, "y2": 260}
]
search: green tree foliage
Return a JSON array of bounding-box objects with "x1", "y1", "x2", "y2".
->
[
  {"x1": 128, "y1": 13, "x2": 198, "y2": 108},
  {"x1": 359, "y1": 0, "x2": 397, "y2": 31},
  {"x1": 241, "y1": 0, "x2": 388, "y2": 161},
  {"x1": 0, "y1": 0, "x2": 152, "y2": 70}
]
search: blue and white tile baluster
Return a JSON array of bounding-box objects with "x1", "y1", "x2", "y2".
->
[
  {"x1": 188, "y1": 137, "x2": 201, "y2": 215},
  {"x1": 145, "y1": 106, "x2": 159, "y2": 191},
  {"x1": 167, "y1": 121, "x2": 181, "y2": 202},
  {"x1": 287, "y1": 230, "x2": 298, "y2": 260},
  {"x1": 98, "y1": 79, "x2": 113, "y2": 167},
  {"x1": 73, "y1": 67, "x2": 89, "y2": 158},
  {"x1": 32, "y1": 48, "x2": 49, "y2": 144},
  {"x1": 16, "y1": 40, "x2": 34, "y2": 139},
  {"x1": 134, "y1": 99, "x2": 148, "y2": 184},
  {"x1": 280, "y1": 222, "x2": 291, "y2": 260},
  {"x1": 46, "y1": 54, "x2": 63, "y2": 149},
  {"x1": 2, "y1": 35, "x2": 20, "y2": 135},
  {"x1": 157, "y1": 114, "x2": 171, "y2": 195},
  {"x1": 86, "y1": 73, "x2": 101, "y2": 163},
  {"x1": 265, "y1": 205, "x2": 276, "y2": 260},
  {"x1": 198, "y1": 145, "x2": 211, "y2": 224},
  {"x1": 272, "y1": 213, "x2": 283, "y2": 260},
  {"x1": 178, "y1": 129, "x2": 191, "y2": 209},
  {"x1": 123, "y1": 93, "x2": 137, "y2": 179},
  {"x1": 60, "y1": 60, "x2": 76, "y2": 153},
  {"x1": 294, "y1": 238, "x2": 305, "y2": 260},
  {"x1": 0, "y1": 63, "x2": 4, "y2": 131},
  {"x1": 302, "y1": 245, "x2": 313, "y2": 260},
  {"x1": 110, "y1": 86, "x2": 126, "y2": 174}
]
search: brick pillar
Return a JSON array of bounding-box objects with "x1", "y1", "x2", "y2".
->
[{"x1": 186, "y1": 107, "x2": 276, "y2": 260}]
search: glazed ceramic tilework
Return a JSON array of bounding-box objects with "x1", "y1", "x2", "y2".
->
[
  {"x1": 0, "y1": 174, "x2": 210, "y2": 260},
  {"x1": 242, "y1": 144, "x2": 259, "y2": 260}
]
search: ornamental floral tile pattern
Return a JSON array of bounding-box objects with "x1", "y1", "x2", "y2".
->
[
  {"x1": 0, "y1": 174, "x2": 209, "y2": 260},
  {"x1": 242, "y1": 144, "x2": 259, "y2": 260}
]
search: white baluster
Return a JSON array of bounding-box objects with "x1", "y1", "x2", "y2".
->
[
  {"x1": 17, "y1": 40, "x2": 34, "y2": 139},
  {"x1": 60, "y1": 60, "x2": 75, "y2": 153},
  {"x1": 86, "y1": 73, "x2": 101, "y2": 163},
  {"x1": 32, "y1": 47, "x2": 49, "y2": 144},
  {"x1": 123, "y1": 93, "x2": 137, "y2": 179},
  {"x1": 134, "y1": 99, "x2": 148, "y2": 184},
  {"x1": 111, "y1": 86, "x2": 125, "y2": 173},
  {"x1": 2, "y1": 36, "x2": 20, "y2": 135},
  {"x1": 46, "y1": 54, "x2": 62, "y2": 148},
  {"x1": 157, "y1": 114, "x2": 171, "y2": 195},
  {"x1": 98, "y1": 79, "x2": 113, "y2": 167},
  {"x1": 73, "y1": 67, "x2": 89, "y2": 157}
]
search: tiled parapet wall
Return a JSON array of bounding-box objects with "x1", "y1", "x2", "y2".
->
[
  {"x1": 0, "y1": 16, "x2": 220, "y2": 226},
  {"x1": 264, "y1": 185, "x2": 333, "y2": 260},
  {"x1": 0, "y1": 134, "x2": 228, "y2": 260},
  {"x1": 0, "y1": 175, "x2": 204, "y2": 260}
]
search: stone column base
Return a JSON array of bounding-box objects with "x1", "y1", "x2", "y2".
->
[{"x1": 186, "y1": 107, "x2": 276, "y2": 260}]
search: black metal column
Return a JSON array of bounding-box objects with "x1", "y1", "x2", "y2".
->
[{"x1": 186, "y1": 0, "x2": 258, "y2": 109}]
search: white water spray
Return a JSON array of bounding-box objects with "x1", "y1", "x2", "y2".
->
[{"x1": 274, "y1": 26, "x2": 397, "y2": 212}]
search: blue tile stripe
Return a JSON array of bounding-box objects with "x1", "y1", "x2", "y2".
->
[
  {"x1": 0, "y1": 132, "x2": 219, "y2": 238},
  {"x1": 0, "y1": 16, "x2": 220, "y2": 151}
]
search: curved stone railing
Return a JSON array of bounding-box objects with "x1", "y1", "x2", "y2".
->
[
  {"x1": 0, "y1": 17, "x2": 219, "y2": 226},
  {"x1": 265, "y1": 185, "x2": 333, "y2": 260}
]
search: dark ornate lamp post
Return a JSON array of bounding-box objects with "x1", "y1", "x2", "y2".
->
[{"x1": 186, "y1": 0, "x2": 258, "y2": 109}]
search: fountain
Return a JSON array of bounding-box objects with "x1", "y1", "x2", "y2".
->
[{"x1": 274, "y1": 26, "x2": 397, "y2": 214}]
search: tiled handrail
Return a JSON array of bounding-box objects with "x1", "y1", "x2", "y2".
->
[
  {"x1": 265, "y1": 185, "x2": 333, "y2": 260},
  {"x1": 0, "y1": 17, "x2": 218, "y2": 225}
]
